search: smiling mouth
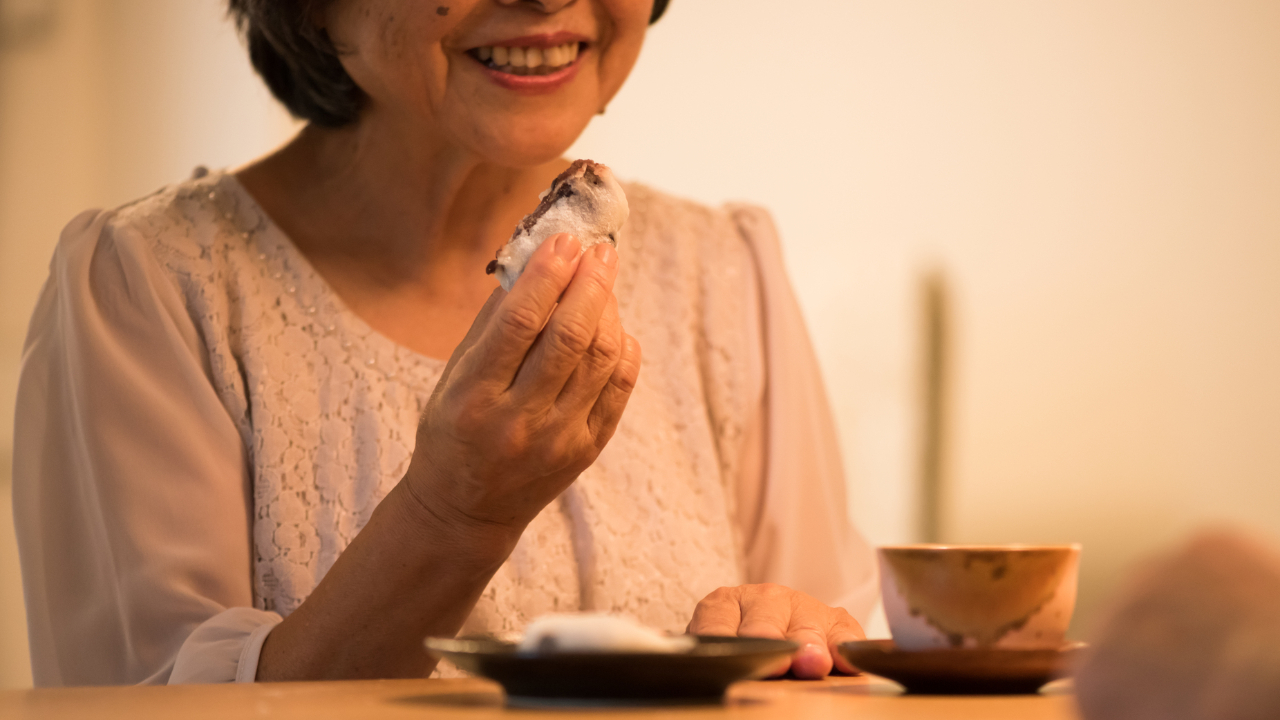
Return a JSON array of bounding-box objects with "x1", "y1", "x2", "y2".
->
[{"x1": 468, "y1": 42, "x2": 584, "y2": 77}]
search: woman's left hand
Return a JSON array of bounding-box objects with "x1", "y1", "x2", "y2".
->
[{"x1": 687, "y1": 584, "x2": 865, "y2": 678}]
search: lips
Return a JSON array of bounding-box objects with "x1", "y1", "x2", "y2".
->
[
  {"x1": 470, "y1": 41, "x2": 582, "y2": 77},
  {"x1": 465, "y1": 32, "x2": 590, "y2": 90}
]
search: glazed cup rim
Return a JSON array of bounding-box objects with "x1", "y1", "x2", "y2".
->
[{"x1": 878, "y1": 543, "x2": 1082, "y2": 552}]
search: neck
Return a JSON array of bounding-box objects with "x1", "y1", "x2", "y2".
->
[{"x1": 237, "y1": 114, "x2": 570, "y2": 284}]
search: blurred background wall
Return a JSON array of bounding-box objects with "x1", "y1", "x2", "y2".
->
[{"x1": 2, "y1": 0, "x2": 1277, "y2": 689}]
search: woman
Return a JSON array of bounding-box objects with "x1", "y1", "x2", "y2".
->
[{"x1": 14, "y1": 0, "x2": 876, "y2": 685}]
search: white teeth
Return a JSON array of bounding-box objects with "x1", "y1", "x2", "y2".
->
[{"x1": 474, "y1": 42, "x2": 580, "y2": 73}]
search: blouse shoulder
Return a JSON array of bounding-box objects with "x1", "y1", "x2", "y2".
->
[
  {"x1": 113, "y1": 173, "x2": 251, "y2": 271},
  {"x1": 618, "y1": 178, "x2": 775, "y2": 319},
  {"x1": 46, "y1": 173, "x2": 246, "y2": 303},
  {"x1": 42, "y1": 172, "x2": 260, "y2": 445},
  {"x1": 620, "y1": 182, "x2": 774, "y2": 257},
  {"x1": 618, "y1": 182, "x2": 789, "y2": 299}
]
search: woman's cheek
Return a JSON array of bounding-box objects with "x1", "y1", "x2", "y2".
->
[
  {"x1": 592, "y1": 1, "x2": 649, "y2": 106},
  {"x1": 328, "y1": 1, "x2": 457, "y2": 112}
]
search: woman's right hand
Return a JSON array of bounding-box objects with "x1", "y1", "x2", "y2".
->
[{"x1": 402, "y1": 233, "x2": 641, "y2": 541}]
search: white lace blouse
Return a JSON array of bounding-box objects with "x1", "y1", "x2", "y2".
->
[{"x1": 13, "y1": 169, "x2": 877, "y2": 686}]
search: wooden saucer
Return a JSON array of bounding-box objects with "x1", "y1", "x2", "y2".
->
[{"x1": 837, "y1": 639, "x2": 1085, "y2": 694}]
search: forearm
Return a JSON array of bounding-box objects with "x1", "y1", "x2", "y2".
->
[
  {"x1": 254, "y1": 237, "x2": 639, "y2": 681},
  {"x1": 255, "y1": 481, "x2": 522, "y2": 680}
]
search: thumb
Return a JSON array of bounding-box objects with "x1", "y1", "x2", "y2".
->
[
  {"x1": 827, "y1": 623, "x2": 866, "y2": 675},
  {"x1": 785, "y1": 626, "x2": 834, "y2": 679}
]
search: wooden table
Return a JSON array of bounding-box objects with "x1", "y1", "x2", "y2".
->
[{"x1": 1, "y1": 675, "x2": 1081, "y2": 720}]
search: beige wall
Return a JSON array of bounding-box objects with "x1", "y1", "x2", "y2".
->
[
  {"x1": 2, "y1": 0, "x2": 1278, "y2": 688},
  {"x1": 573, "y1": 0, "x2": 1280, "y2": 638}
]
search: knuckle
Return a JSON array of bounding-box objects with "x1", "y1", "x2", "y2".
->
[
  {"x1": 789, "y1": 613, "x2": 825, "y2": 633},
  {"x1": 546, "y1": 316, "x2": 596, "y2": 358},
  {"x1": 584, "y1": 330, "x2": 622, "y2": 369},
  {"x1": 589, "y1": 400, "x2": 626, "y2": 450},
  {"x1": 439, "y1": 386, "x2": 483, "y2": 430},
  {"x1": 609, "y1": 371, "x2": 638, "y2": 397},
  {"x1": 585, "y1": 263, "x2": 616, "y2": 292},
  {"x1": 494, "y1": 421, "x2": 532, "y2": 458},
  {"x1": 708, "y1": 586, "x2": 736, "y2": 603},
  {"x1": 609, "y1": 356, "x2": 640, "y2": 395},
  {"x1": 498, "y1": 304, "x2": 545, "y2": 341},
  {"x1": 451, "y1": 404, "x2": 485, "y2": 436},
  {"x1": 616, "y1": 336, "x2": 642, "y2": 383},
  {"x1": 757, "y1": 582, "x2": 787, "y2": 598}
]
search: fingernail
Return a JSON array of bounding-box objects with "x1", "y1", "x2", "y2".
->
[
  {"x1": 555, "y1": 234, "x2": 580, "y2": 259},
  {"x1": 790, "y1": 643, "x2": 829, "y2": 679},
  {"x1": 592, "y1": 242, "x2": 617, "y2": 267},
  {"x1": 799, "y1": 643, "x2": 825, "y2": 659}
]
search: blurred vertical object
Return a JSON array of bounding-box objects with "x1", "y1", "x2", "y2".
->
[
  {"x1": 918, "y1": 270, "x2": 950, "y2": 544},
  {"x1": 0, "y1": 0, "x2": 57, "y2": 51}
]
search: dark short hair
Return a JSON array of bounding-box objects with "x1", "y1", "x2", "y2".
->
[{"x1": 228, "y1": 0, "x2": 671, "y2": 128}]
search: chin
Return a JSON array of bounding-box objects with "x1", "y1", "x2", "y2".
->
[{"x1": 466, "y1": 116, "x2": 593, "y2": 169}]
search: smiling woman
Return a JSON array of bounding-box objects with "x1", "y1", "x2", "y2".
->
[
  {"x1": 228, "y1": 0, "x2": 665, "y2": 126},
  {"x1": 11, "y1": 0, "x2": 875, "y2": 687}
]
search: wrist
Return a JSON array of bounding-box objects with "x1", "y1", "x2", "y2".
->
[{"x1": 383, "y1": 476, "x2": 525, "y2": 570}]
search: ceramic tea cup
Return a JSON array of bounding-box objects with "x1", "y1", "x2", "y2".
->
[{"x1": 878, "y1": 544, "x2": 1081, "y2": 651}]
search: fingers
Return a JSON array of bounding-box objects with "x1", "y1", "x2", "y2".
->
[
  {"x1": 688, "y1": 585, "x2": 862, "y2": 679},
  {"x1": 585, "y1": 332, "x2": 641, "y2": 447},
  {"x1": 511, "y1": 241, "x2": 619, "y2": 403},
  {"x1": 735, "y1": 584, "x2": 795, "y2": 642},
  {"x1": 554, "y1": 293, "x2": 624, "y2": 416},
  {"x1": 687, "y1": 586, "x2": 744, "y2": 637},
  {"x1": 687, "y1": 587, "x2": 797, "y2": 679},
  {"x1": 466, "y1": 234, "x2": 583, "y2": 387},
  {"x1": 782, "y1": 597, "x2": 864, "y2": 678},
  {"x1": 733, "y1": 585, "x2": 818, "y2": 678},
  {"x1": 825, "y1": 609, "x2": 866, "y2": 675},
  {"x1": 785, "y1": 637, "x2": 833, "y2": 678}
]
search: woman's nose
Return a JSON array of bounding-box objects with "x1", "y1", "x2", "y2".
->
[{"x1": 495, "y1": 0, "x2": 577, "y2": 14}]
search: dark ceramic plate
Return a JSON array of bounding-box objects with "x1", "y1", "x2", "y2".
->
[
  {"x1": 837, "y1": 639, "x2": 1085, "y2": 694},
  {"x1": 425, "y1": 636, "x2": 797, "y2": 703}
]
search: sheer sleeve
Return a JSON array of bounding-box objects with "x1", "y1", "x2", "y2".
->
[
  {"x1": 13, "y1": 209, "x2": 279, "y2": 686},
  {"x1": 726, "y1": 205, "x2": 879, "y2": 623}
]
